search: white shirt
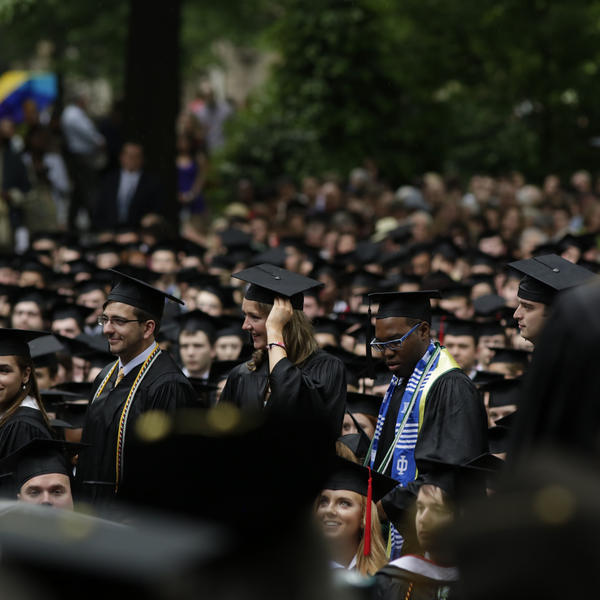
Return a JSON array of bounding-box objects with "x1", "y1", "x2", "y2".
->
[
  {"x1": 119, "y1": 342, "x2": 158, "y2": 376},
  {"x1": 331, "y1": 554, "x2": 358, "y2": 570},
  {"x1": 60, "y1": 104, "x2": 104, "y2": 155},
  {"x1": 20, "y1": 395, "x2": 39, "y2": 410},
  {"x1": 117, "y1": 169, "x2": 141, "y2": 222}
]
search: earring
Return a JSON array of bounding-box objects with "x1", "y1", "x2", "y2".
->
[{"x1": 21, "y1": 383, "x2": 27, "y2": 390}]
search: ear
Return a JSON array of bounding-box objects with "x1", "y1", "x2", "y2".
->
[
  {"x1": 22, "y1": 366, "x2": 31, "y2": 385},
  {"x1": 143, "y1": 319, "x2": 157, "y2": 339},
  {"x1": 420, "y1": 322, "x2": 431, "y2": 339}
]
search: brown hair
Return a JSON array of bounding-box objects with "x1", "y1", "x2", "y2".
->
[
  {"x1": 0, "y1": 355, "x2": 52, "y2": 430},
  {"x1": 247, "y1": 301, "x2": 319, "y2": 371},
  {"x1": 356, "y1": 495, "x2": 388, "y2": 576}
]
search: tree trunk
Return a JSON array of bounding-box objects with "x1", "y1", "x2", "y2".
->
[{"x1": 124, "y1": 0, "x2": 180, "y2": 226}]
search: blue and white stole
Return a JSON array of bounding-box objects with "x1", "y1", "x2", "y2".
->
[{"x1": 369, "y1": 341, "x2": 441, "y2": 558}]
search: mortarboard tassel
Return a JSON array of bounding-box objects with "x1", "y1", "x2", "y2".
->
[
  {"x1": 438, "y1": 315, "x2": 447, "y2": 345},
  {"x1": 364, "y1": 466, "x2": 373, "y2": 556}
]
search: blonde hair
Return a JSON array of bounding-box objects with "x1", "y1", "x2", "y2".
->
[
  {"x1": 247, "y1": 301, "x2": 319, "y2": 371},
  {"x1": 0, "y1": 355, "x2": 52, "y2": 430},
  {"x1": 356, "y1": 495, "x2": 388, "y2": 576}
]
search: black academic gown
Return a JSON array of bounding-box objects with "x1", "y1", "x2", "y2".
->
[
  {"x1": 0, "y1": 406, "x2": 55, "y2": 498},
  {"x1": 373, "y1": 557, "x2": 460, "y2": 600},
  {"x1": 0, "y1": 406, "x2": 54, "y2": 458},
  {"x1": 377, "y1": 370, "x2": 488, "y2": 527},
  {"x1": 219, "y1": 350, "x2": 346, "y2": 442},
  {"x1": 76, "y1": 351, "x2": 196, "y2": 509}
]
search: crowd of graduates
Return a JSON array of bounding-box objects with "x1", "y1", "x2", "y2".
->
[{"x1": 3, "y1": 104, "x2": 600, "y2": 597}]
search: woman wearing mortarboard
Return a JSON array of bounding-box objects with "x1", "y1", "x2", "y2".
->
[
  {"x1": 316, "y1": 456, "x2": 395, "y2": 576},
  {"x1": 0, "y1": 329, "x2": 55, "y2": 465},
  {"x1": 219, "y1": 264, "x2": 347, "y2": 442}
]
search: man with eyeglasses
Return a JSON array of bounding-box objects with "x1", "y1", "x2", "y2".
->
[
  {"x1": 75, "y1": 269, "x2": 196, "y2": 511},
  {"x1": 366, "y1": 290, "x2": 488, "y2": 559}
]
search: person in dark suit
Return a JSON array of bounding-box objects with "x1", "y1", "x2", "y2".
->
[{"x1": 92, "y1": 141, "x2": 163, "y2": 230}]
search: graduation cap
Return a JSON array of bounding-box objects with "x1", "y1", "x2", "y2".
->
[
  {"x1": 208, "y1": 359, "x2": 245, "y2": 383},
  {"x1": 443, "y1": 318, "x2": 479, "y2": 340},
  {"x1": 232, "y1": 264, "x2": 323, "y2": 310},
  {"x1": 176, "y1": 269, "x2": 221, "y2": 288},
  {"x1": 106, "y1": 268, "x2": 184, "y2": 320},
  {"x1": 325, "y1": 456, "x2": 397, "y2": 502},
  {"x1": 421, "y1": 270, "x2": 456, "y2": 291},
  {"x1": 346, "y1": 391, "x2": 382, "y2": 418},
  {"x1": 55, "y1": 399, "x2": 89, "y2": 429},
  {"x1": 477, "y1": 320, "x2": 506, "y2": 338},
  {"x1": 442, "y1": 283, "x2": 472, "y2": 300},
  {"x1": 488, "y1": 347, "x2": 531, "y2": 367},
  {"x1": 472, "y1": 370, "x2": 506, "y2": 387},
  {"x1": 11, "y1": 286, "x2": 57, "y2": 311},
  {"x1": 337, "y1": 432, "x2": 371, "y2": 463},
  {"x1": 473, "y1": 294, "x2": 506, "y2": 318},
  {"x1": 324, "y1": 456, "x2": 398, "y2": 556},
  {"x1": 508, "y1": 254, "x2": 596, "y2": 305},
  {"x1": 29, "y1": 334, "x2": 65, "y2": 364},
  {"x1": 312, "y1": 316, "x2": 347, "y2": 341},
  {"x1": 218, "y1": 228, "x2": 253, "y2": 249},
  {"x1": 0, "y1": 438, "x2": 84, "y2": 491},
  {"x1": 480, "y1": 376, "x2": 522, "y2": 408},
  {"x1": 52, "y1": 381, "x2": 93, "y2": 399},
  {"x1": 416, "y1": 456, "x2": 492, "y2": 504},
  {"x1": 369, "y1": 290, "x2": 441, "y2": 322},
  {"x1": 0, "y1": 329, "x2": 50, "y2": 358},
  {"x1": 249, "y1": 246, "x2": 288, "y2": 268},
  {"x1": 51, "y1": 302, "x2": 94, "y2": 326},
  {"x1": 322, "y1": 345, "x2": 369, "y2": 386},
  {"x1": 173, "y1": 310, "x2": 219, "y2": 341}
]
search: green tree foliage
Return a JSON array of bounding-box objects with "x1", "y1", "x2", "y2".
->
[
  {"x1": 220, "y1": 0, "x2": 423, "y2": 187},
  {"x1": 0, "y1": 0, "x2": 128, "y2": 87},
  {"x1": 221, "y1": 0, "x2": 600, "y2": 186}
]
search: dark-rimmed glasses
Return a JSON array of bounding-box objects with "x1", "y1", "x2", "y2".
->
[
  {"x1": 369, "y1": 322, "x2": 421, "y2": 353},
  {"x1": 98, "y1": 316, "x2": 143, "y2": 327}
]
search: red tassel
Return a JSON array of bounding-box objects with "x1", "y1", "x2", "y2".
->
[
  {"x1": 438, "y1": 315, "x2": 447, "y2": 345},
  {"x1": 364, "y1": 467, "x2": 373, "y2": 556}
]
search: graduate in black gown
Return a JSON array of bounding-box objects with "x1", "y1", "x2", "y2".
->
[
  {"x1": 75, "y1": 270, "x2": 197, "y2": 509},
  {"x1": 0, "y1": 329, "x2": 55, "y2": 460},
  {"x1": 365, "y1": 291, "x2": 488, "y2": 557},
  {"x1": 219, "y1": 264, "x2": 346, "y2": 441}
]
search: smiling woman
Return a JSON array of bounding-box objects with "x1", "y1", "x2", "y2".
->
[
  {"x1": 220, "y1": 264, "x2": 347, "y2": 443},
  {"x1": 0, "y1": 330, "x2": 55, "y2": 471},
  {"x1": 316, "y1": 456, "x2": 396, "y2": 576}
]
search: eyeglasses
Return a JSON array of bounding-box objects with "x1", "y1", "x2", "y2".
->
[
  {"x1": 98, "y1": 315, "x2": 143, "y2": 327},
  {"x1": 370, "y1": 322, "x2": 421, "y2": 353}
]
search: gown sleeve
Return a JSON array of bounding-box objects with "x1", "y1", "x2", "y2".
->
[
  {"x1": 268, "y1": 351, "x2": 346, "y2": 438},
  {"x1": 144, "y1": 378, "x2": 198, "y2": 412},
  {"x1": 414, "y1": 369, "x2": 489, "y2": 464}
]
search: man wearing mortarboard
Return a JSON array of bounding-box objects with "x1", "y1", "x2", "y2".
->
[
  {"x1": 509, "y1": 254, "x2": 595, "y2": 346},
  {"x1": 75, "y1": 270, "x2": 196, "y2": 509},
  {"x1": 366, "y1": 291, "x2": 488, "y2": 558}
]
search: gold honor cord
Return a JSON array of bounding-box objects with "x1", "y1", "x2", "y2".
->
[{"x1": 115, "y1": 345, "x2": 162, "y2": 492}]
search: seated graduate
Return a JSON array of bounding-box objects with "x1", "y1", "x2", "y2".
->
[
  {"x1": 373, "y1": 457, "x2": 492, "y2": 600},
  {"x1": 0, "y1": 329, "x2": 56, "y2": 459},
  {"x1": 342, "y1": 391, "x2": 382, "y2": 440},
  {"x1": 219, "y1": 264, "x2": 346, "y2": 441},
  {"x1": 315, "y1": 456, "x2": 396, "y2": 576},
  {"x1": 0, "y1": 438, "x2": 82, "y2": 509}
]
